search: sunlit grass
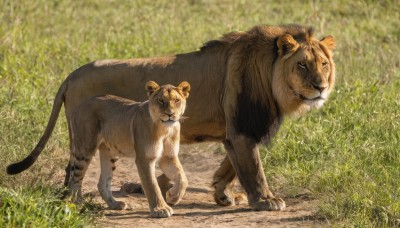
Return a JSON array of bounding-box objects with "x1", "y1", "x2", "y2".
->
[{"x1": 0, "y1": 185, "x2": 99, "y2": 227}]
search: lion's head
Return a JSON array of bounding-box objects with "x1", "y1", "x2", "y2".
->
[
  {"x1": 145, "y1": 81, "x2": 191, "y2": 125},
  {"x1": 204, "y1": 25, "x2": 336, "y2": 142},
  {"x1": 273, "y1": 30, "x2": 336, "y2": 115}
]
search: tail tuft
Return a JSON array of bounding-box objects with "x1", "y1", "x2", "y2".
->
[{"x1": 6, "y1": 156, "x2": 36, "y2": 175}]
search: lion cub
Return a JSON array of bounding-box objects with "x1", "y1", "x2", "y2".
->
[{"x1": 68, "y1": 81, "x2": 190, "y2": 218}]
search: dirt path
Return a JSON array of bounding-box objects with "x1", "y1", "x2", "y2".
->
[{"x1": 72, "y1": 142, "x2": 324, "y2": 227}]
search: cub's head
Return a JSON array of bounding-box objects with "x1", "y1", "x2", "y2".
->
[
  {"x1": 145, "y1": 81, "x2": 191, "y2": 125},
  {"x1": 273, "y1": 31, "x2": 336, "y2": 115}
]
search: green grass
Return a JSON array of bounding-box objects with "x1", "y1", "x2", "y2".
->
[
  {"x1": 1, "y1": 0, "x2": 399, "y2": 226},
  {"x1": 0, "y1": 185, "x2": 96, "y2": 227},
  {"x1": 264, "y1": 79, "x2": 400, "y2": 225}
]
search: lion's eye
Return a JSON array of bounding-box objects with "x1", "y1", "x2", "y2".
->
[
  {"x1": 157, "y1": 98, "x2": 164, "y2": 103},
  {"x1": 174, "y1": 99, "x2": 180, "y2": 104},
  {"x1": 322, "y1": 61, "x2": 329, "y2": 67},
  {"x1": 298, "y1": 61, "x2": 307, "y2": 69}
]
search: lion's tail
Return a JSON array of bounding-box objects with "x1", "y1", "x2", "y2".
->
[{"x1": 6, "y1": 82, "x2": 67, "y2": 175}]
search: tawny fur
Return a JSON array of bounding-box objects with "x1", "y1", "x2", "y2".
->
[
  {"x1": 68, "y1": 81, "x2": 190, "y2": 218},
  {"x1": 7, "y1": 24, "x2": 335, "y2": 212}
]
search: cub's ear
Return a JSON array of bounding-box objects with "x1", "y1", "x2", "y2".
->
[
  {"x1": 277, "y1": 34, "x2": 299, "y2": 56},
  {"x1": 177, "y1": 81, "x2": 191, "y2": 99},
  {"x1": 145, "y1": 81, "x2": 160, "y2": 97},
  {"x1": 320, "y1": 35, "x2": 336, "y2": 51}
]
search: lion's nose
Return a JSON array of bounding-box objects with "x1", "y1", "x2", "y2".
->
[{"x1": 312, "y1": 84, "x2": 327, "y2": 92}]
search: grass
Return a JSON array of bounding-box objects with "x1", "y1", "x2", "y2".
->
[
  {"x1": 264, "y1": 79, "x2": 400, "y2": 225},
  {"x1": 0, "y1": 0, "x2": 399, "y2": 226},
  {"x1": 0, "y1": 185, "x2": 96, "y2": 227}
]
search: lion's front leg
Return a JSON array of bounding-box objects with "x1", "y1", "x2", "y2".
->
[
  {"x1": 135, "y1": 150, "x2": 173, "y2": 218},
  {"x1": 224, "y1": 136, "x2": 286, "y2": 211}
]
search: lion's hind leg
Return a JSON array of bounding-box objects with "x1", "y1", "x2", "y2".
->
[
  {"x1": 98, "y1": 145, "x2": 127, "y2": 210},
  {"x1": 212, "y1": 155, "x2": 237, "y2": 206},
  {"x1": 158, "y1": 156, "x2": 188, "y2": 206}
]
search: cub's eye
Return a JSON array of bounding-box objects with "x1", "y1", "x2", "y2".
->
[
  {"x1": 157, "y1": 98, "x2": 164, "y2": 103},
  {"x1": 174, "y1": 99, "x2": 180, "y2": 104},
  {"x1": 322, "y1": 61, "x2": 329, "y2": 67},
  {"x1": 298, "y1": 61, "x2": 307, "y2": 69}
]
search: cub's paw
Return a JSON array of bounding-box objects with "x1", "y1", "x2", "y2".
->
[
  {"x1": 150, "y1": 205, "x2": 173, "y2": 218},
  {"x1": 250, "y1": 196, "x2": 286, "y2": 211},
  {"x1": 166, "y1": 190, "x2": 183, "y2": 205},
  {"x1": 108, "y1": 201, "x2": 127, "y2": 210}
]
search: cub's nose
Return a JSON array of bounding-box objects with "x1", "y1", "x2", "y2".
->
[{"x1": 165, "y1": 111, "x2": 174, "y2": 117}]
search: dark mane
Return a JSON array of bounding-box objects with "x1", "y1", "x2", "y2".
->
[
  {"x1": 200, "y1": 31, "x2": 246, "y2": 52},
  {"x1": 234, "y1": 78, "x2": 283, "y2": 144},
  {"x1": 206, "y1": 24, "x2": 313, "y2": 143},
  {"x1": 200, "y1": 24, "x2": 313, "y2": 53}
]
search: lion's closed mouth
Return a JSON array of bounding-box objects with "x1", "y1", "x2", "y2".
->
[{"x1": 299, "y1": 94, "x2": 324, "y2": 101}]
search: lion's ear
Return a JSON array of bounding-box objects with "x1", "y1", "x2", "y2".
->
[
  {"x1": 177, "y1": 81, "x2": 191, "y2": 99},
  {"x1": 277, "y1": 34, "x2": 299, "y2": 56},
  {"x1": 145, "y1": 81, "x2": 160, "y2": 97},
  {"x1": 320, "y1": 35, "x2": 336, "y2": 51}
]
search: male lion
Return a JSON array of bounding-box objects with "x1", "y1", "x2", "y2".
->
[
  {"x1": 7, "y1": 24, "x2": 336, "y2": 211},
  {"x1": 69, "y1": 81, "x2": 190, "y2": 217}
]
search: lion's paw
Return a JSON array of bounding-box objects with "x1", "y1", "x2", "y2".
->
[
  {"x1": 250, "y1": 196, "x2": 286, "y2": 211},
  {"x1": 108, "y1": 201, "x2": 127, "y2": 210},
  {"x1": 214, "y1": 192, "x2": 236, "y2": 206},
  {"x1": 234, "y1": 193, "x2": 246, "y2": 205},
  {"x1": 150, "y1": 205, "x2": 173, "y2": 218}
]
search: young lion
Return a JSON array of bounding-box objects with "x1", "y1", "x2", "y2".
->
[{"x1": 68, "y1": 81, "x2": 190, "y2": 218}]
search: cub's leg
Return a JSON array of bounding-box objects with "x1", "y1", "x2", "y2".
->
[
  {"x1": 68, "y1": 150, "x2": 94, "y2": 202},
  {"x1": 98, "y1": 145, "x2": 126, "y2": 210},
  {"x1": 158, "y1": 156, "x2": 188, "y2": 206},
  {"x1": 135, "y1": 150, "x2": 173, "y2": 218},
  {"x1": 68, "y1": 117, "x2": 98, "y2": 201}
]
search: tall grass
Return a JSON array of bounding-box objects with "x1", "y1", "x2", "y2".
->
[{"x1": 1, "y1": 0, "x2": 399, "y2": 226}]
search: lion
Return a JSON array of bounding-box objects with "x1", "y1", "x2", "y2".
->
[
  {"x1": 68, "y1": 81, "x2": 190, "y2": 217},
  {"x1": 7, "y1": 24, "x2": 335, "y2": 211}
]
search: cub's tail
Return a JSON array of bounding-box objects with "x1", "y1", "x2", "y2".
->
[{"x1": 7, "y1": 82, "x2": 67, "y2": 174}]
